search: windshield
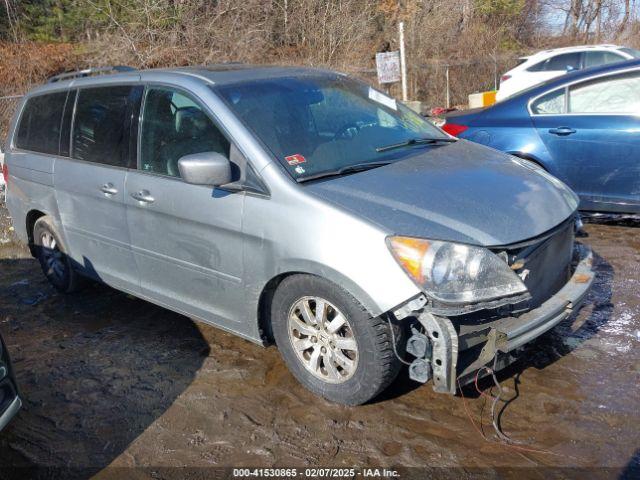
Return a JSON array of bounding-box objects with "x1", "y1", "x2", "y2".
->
[
  {"x1": 619, "y1": 47, "x2": 640, "y2": 58},
  {"x1": 215, "y1": 75, "x2": 448, "y2": 180}
]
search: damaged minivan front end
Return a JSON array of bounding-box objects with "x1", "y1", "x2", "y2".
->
[
  {"x1": 389, "y1": 217, "x2": 594, "y2": 394},
  {"x1": 302, "y1": 133, "x2": 595, "y2": 396}
]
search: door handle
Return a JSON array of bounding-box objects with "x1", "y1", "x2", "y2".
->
[
  {"x1": 131, "y1": 190, "x2": 155, "y2": 204},
  {"x1": 100, "y1": 183, "x2": 118, "y2": 195},
  {"x1": 548, "y1": 127, "x2": 576, "y2": 136}
]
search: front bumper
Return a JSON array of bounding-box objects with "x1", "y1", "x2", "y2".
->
[{"x1": 410, "y1": 244, "x2": 595, "y2": 394}]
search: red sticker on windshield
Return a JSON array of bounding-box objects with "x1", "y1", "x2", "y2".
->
[{"x1": 285, "y1": 154, "x2": 306, "y2": 166}]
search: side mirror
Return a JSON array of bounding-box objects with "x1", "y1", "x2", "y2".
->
[
  {"x1": 565, "y1": 65, "x2": 576, "y2": 72},
  {"x1": 178, "y1": 152, "x2": 232, "y2": 186}
]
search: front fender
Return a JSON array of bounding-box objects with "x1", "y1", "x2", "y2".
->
[{"x1": 272, "y1": 259, "x2": 389, "y2": 317}]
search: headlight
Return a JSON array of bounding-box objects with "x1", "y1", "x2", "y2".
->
[{"x1": 387, "y1": 236, "x2": 527, "y2": 304}]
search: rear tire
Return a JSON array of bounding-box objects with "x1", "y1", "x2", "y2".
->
[
  {"x1": 271, "y1": 274, "x2": 403, "y2": 405},
  {"x1": 33, "y1": 216, "x2": 81, "y2": 293}
]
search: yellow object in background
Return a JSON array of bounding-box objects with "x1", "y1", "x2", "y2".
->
[{"x1": 468, "y1": 90, "x2": 496, "y2": 108}]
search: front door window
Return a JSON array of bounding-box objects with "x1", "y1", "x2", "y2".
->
[{"x1": 140, "y1": 87, "x2": 230, "y2": 177}]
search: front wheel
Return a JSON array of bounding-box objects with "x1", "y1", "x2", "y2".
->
[{"x1": 271, "y1": 275, "x2": 403, "y2": 405}]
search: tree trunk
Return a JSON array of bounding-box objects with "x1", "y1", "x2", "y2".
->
[{"x1": 618, "y1": 0, "x2": 631, "y2": 35}]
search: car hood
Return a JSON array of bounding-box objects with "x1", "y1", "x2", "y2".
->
[{"x1": 305, "y1": 140, "x2": 578, "y2": 246}]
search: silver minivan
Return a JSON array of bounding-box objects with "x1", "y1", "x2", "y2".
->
[{"x1": 4, "y1": 65, "x2": 594, "y2": 405}]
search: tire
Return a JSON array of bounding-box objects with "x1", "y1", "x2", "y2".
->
[
  {"x1": 271, "y1": 274, "x2": 403, "y2": 405},
  {"x1": 33, "y1": 216, "x2": 81, "y2": 293}
]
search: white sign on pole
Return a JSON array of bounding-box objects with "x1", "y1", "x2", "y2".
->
[{"x1": 375, "y1": 51, "x2": 401, "y2": 84}]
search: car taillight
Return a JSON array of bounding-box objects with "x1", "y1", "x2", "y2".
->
[
  {"x1": 442, "y1": 123, "x2": 468, "y2": 137},
  {"x1": 500, "y1": 74, "x2": 511, "y2": 82},
  {"x1": 1, "y1": 163, "x2": 7, "y2": 185}
]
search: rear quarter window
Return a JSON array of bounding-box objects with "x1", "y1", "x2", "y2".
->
[
  {"x1": 531, "y1": 89, "x2": 566, "y2": 114},
  {"x1": 15, "y1": 92, "x2": 68, "y2": 155}
]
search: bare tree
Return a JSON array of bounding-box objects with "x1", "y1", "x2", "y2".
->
[{"x1": 618, "y1": 0, "x2": 631, "y2": 33}]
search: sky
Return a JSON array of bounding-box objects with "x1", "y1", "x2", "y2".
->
[{"x1": 541, "y1": 0, "x2": 640, "y2": 34}]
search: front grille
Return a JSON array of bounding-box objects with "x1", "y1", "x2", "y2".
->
[
  {"x1": 454, "y1": 219, "x2": 577, "y2": 353},
  {"x1": 500, "y1": 220, "x2": 575, "y2": 309},
  {"x1": 428, "y1": 218, "x2": 577, "y2": 318}
]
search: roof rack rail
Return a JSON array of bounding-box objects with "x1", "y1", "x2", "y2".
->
[{"x1": 47, "y1": 65, "x2": 137, "y2": 83}]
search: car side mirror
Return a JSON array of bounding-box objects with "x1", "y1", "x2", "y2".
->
[
  {"x1": 178, "y1": 152, "x2": 232, "y2": 186},
  {"x1": 565, "y1": 65, "x2": 576, "y2": 72}
]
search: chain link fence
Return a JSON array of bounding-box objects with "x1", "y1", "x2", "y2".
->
[
  {"x1": 0, "y1": 95, "x2": 21, "y2": 194},
  {"x1": 0, "y1": 95, "x2": 22, "y2": 144},
  {"x1": 353, "y1": 55, "x2": 519, "y2": 110},
  {"x1": 413, "y1": 56, "x2": 518, "y2": 108}
]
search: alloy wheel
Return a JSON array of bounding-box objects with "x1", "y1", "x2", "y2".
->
[{"x1": 287, "y1": 296, "x2": 358, "y2": 384}]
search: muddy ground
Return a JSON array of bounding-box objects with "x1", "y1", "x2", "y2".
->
[{"x1": 0, "y1": 200, "x2": 638, "y2": 479}]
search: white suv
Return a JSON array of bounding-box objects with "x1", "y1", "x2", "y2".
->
[{"x1": 496, "y1": 44, "x2": 640, "y2": 101}]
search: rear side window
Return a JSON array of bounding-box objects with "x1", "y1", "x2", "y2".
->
[
  {"x1": 569, "y1": 71, "x2": 640, "y2": 113},
  {"x1": 528, "y1": 52, "x2": 581, "y2": 72},
  {"x1": 72, "y1": 86, "x2": 140, "y2": 167},
  {"x1": 15, "y1": 92, "x2": 68, "y2": 155}
]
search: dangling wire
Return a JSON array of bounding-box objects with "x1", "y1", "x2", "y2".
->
[
  {"x1": 457, "y1": 360, "x2": 564, "y2": 458},
  {"x1": 474, "y1": 356, "x2": 518, "y2": 444}
]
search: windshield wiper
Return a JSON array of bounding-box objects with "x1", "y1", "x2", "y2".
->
[
  {"x1": 296, "y1": 161, "x2": 391, "y2": 183},
  {"x1": 375, "y1": 136, "x2": 457, "y2": 153}
]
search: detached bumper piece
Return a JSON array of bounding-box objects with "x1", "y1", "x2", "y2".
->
[{"x1": 407, "y1": 244, "x2": 595, "y2": 394}]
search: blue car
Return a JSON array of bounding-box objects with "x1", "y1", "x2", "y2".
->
[{"x1": 443, "y1": 59, "x2": 640, "y2": 214}]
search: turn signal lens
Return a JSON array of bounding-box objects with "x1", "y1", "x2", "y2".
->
[{"x1": 387, "y1": 237, "x2": 430, "y2": 283}]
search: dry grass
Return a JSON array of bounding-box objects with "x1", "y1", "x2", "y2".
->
[
  {"x1": 1, "y1": 0, "x2": 638, "y2": 107},
  {"x1": 0, "y1": 42, "x2": 80, "y2": 95}
]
